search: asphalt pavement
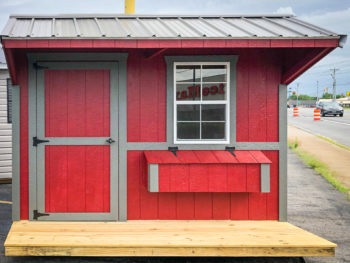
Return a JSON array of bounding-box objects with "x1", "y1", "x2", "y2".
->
[
  {"x1": 288, "y1": 150, "x2": 350, "y2": 263},
  {"x1": 288, "y1": 108, "x2": 350, "y2": 148}
]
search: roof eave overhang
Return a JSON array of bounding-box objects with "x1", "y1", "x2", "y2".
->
[
  {"x1": 0, "y1": 37, "x2": 341, "y2": 49},
  {"x1": 1, "y1": 36, "x2": 343, "y2": 86}
]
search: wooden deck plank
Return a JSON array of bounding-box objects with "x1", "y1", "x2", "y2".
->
[{"x1": 5, "y1": 220, "x2": 336, "y2": 257}]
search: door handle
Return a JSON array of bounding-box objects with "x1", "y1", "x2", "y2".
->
[{"x1": 106, "y1": 138, "x2": 116, "y2": 144}]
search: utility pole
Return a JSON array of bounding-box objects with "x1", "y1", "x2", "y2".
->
[
  {"x1": 296, "y1": 83, "x2": 300, "y2": 106},
  {"x1": 316, "y1": 80, "x2": 319, "y2": 101},
  {"x1": 330, "y1": 68, "x2": 339, "y2": 101}
]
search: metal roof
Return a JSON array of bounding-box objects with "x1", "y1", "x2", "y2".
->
[{"x1": 1, "y1": 14, "x2": 341, "y2": 39}]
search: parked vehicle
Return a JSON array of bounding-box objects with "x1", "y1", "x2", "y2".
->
[{"x1": 317, "y1": 101, "x2": 344, "y2": 117}]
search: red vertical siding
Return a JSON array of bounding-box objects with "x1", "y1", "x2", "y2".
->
[
  {"x1": 127, "y1": 52, "x2": 166, "y2": 142},
  {"x1": 230, "y1": 193, "x2": 249, "y2": 219},
  {"x1": 236, "y1": 49, "x2": 280, "y2": 142},
  {"x1": 265, "y1": 150, "x2": 279, "y2": 219},
  {"x1": 17, "y1": 53, "x2": 29, "y2": 220},
  {"x1": 127, "y1": 150, "x2": 279, "y2": 220},
  {"x1": 248, "y1": 49, "x2": 267, "y2": 141},
  {"x1": 266, "y1": 57, "x2": 280, "y2": 141},
  {"x1": 213, "y1": 193, "x2": 231, "y2": 219}
]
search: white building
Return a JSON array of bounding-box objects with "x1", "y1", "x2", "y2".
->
[{"x1": 0, "y1": 49, "x2": 11, "y2": 181}]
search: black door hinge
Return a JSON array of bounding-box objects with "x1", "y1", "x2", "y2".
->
[
  {"x1": 33, "y1": 62, "x2": 49, "y2": 70},
  {"x1": 225, "y1": 146, "x2": 236, "y2": 157},
  {"x1": 33, "y1": 136, "x2": 50, "y2": 147},
  {"x1": 33, "y1": 210, "x2": 49, "y2": 220},
  {"x1": 168, "y1": 146, "x2": 178, "y2": 156}
]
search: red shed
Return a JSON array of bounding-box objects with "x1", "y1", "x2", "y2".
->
[{"x1": 1, "y1": 14, "x2": 345, "y2": 257}]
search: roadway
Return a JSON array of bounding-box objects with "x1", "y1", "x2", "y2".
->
[{"x1": 288, "y1": 107, "x2": 350, "y2": 148}]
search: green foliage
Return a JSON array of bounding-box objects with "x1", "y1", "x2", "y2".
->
[
  {"x1": 289, "y1": 137, "x2": 299, "y2": 149},
  {"x1": 321, "y1": 92, "x2": 333, "y2": 99},
  {"x1": 288, "y1": 94, "x2": 317, "y2": 100},
  {"x1": 321, "y1": 92, "x2": 345, "y2": 99}
]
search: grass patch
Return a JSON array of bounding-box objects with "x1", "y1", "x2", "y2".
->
[
  {"x1": 288, "y1": 138, "x2": 350, "y2": 198},
  {"x1": 316, "y1": 135, "x2": 350, "y2": 151}
]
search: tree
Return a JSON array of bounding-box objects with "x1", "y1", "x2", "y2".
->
[
  {"x1": 320, "y1": 92, "x2": 345, "y2": 99},
  {"x1": 288, "y1": 94, "x2": 317, "y2": 100}
]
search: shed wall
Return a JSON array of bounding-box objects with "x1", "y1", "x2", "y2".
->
[
  {"x1": 16, "y1": 49, "x2": 281, "y2": 220},
  {"x1": 0, "y1": 68, "x2": 12, "y2": 179}
]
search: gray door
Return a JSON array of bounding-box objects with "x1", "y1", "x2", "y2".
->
[{"x1": 33, "y1": 62, "x2": 118, "y2": 221}]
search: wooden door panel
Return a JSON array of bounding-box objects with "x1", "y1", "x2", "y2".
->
[
  {"x1": 45, "y1": 145, "x2": 110, "y2": 213},
  {"x1": 45, "y1": 70, "x2": 110, "y2": 137}
]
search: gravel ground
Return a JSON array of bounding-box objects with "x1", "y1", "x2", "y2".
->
[{"x1": 1, "y1": 149, "x2": 349, "y2": 262}]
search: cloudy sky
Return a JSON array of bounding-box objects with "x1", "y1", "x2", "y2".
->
[{"x1": 0, "y1": 0, "x2": 349, "y2": 96}]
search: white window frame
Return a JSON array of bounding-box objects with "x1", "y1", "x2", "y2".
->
[{"x1": 173, "y1": 61, "x2": 230, "y2": 144}]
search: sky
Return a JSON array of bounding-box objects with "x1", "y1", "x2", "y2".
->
[{"x1": 0, "y1": 0, "x2": 349, "y2": 96}]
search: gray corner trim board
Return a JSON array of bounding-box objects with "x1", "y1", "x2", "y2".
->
[
  {"x1": 11, "y1": 83, "x2": 20, "y2": 221},
  {"x1": 148, "y1": 164, "x2": 159, "y2": 192},
  {"x1": 28, "y1": 55, "x2": 37, "y2": 221},
  {"x1": 260, "y1": 163, "x2": 270, "y2": 193},
  {"x1": 164, "y1": 55, "x2": 239, "y2": 147},
  {"x1": 279, "y1": 84, "x2": 288, "y2": 222},
  {"x1": 117, "y1": 53, "x2": 128, "y2": 222},
  {"x1": 27, "y1": 53, "x2": 128, "y2": 222}
]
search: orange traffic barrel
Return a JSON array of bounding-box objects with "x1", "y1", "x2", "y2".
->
[
  {"x1": 314, "y1": 108, "x2": 321, "y2": 121},
  {"x1": 293, "y1": 107, "x2": 299, "y2": 117}
]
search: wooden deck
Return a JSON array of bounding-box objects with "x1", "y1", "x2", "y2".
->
[{"x1": 5, "y1": 220, "x2": 336, "y2": 257}]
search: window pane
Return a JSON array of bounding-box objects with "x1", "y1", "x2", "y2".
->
[
  {"x1": 176, "y1": 65, "x2": 200, "y2": 82},
  {"x1": 177, "y1": 105, "x2": 200, "y2": 121},
  {"x1": 176, "y1": 84, "x2": 200, "y2": 101},
  {"x1": 202, "y1": 83, "x2": 226, "y2": 100},
  {"x1": 177, "y1": 122, "x2": 200, "y2": 139},
  {"x1": 202, "y1": 65, "x2": 227, "y2": 82},
  {"x1": 201, "y1": 122, "x2": 225, "y2": 139},
  {"x1": 202, "y1": 105, "x2": 226, "y2": 121}
]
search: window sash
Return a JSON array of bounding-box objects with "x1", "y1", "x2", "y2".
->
[{"x1": 174, "y1": 62, "x2": 230, "y2": 144}]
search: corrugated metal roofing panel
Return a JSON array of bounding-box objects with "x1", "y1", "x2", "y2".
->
[
  {"x1": 77, "y1": 18, "x2": 100, "y2": 37},
  {"x1": 9, "y1": 19, "x2": 32, "y2": 37},
  {"x1": 139, "y1": 18, "x2": 175, "y2": 37},
  {"x1": 98, "y1": 18, "x2": 127, "y2": 37},
  {"x1": 206, "y1": 18, "x2": 251, "y2": 37},
  {"x1": 249, "y1": 18, "x2": 295, "y2": 37},
  {"x1": 55, "y1": 19, "x2": 76, "y2": 37},
  {"x1": 31, "y1": 19, "x2": 52, "y2": 37},
  {"x1": 163, "y1": 18, "x2": 201, "y2": 37},
  {"x1": 273, "y1": 18, "x2": 326, "y2": 37},
  {"x1": 226, "y1": 18, "x2": 276, "y2": 37},
  {"x1": 118, "y1": 18, "x2": 150, "y2": 37},
  {"x1": 0, "y1": 14, "x2": 343, "y2": 39},
  {"x1": 183, "y1": 18, "x2": 226, "y2": 37}
]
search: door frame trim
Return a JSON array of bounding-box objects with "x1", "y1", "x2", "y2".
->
[{"x1": 28, "y1": 53, "x2": 128, "y2": 221}]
